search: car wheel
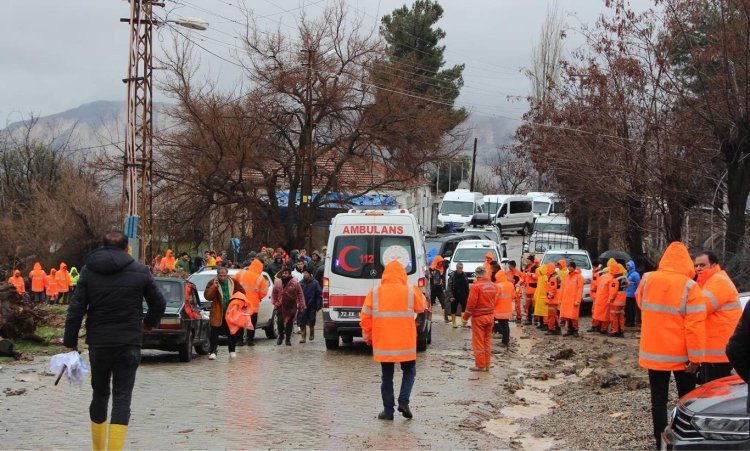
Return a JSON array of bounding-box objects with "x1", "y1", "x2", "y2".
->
[
  {"x1": 341, "y1": 335, "x2": 354, "y2": 344},
  {"x1": 427, "y1": 325, "x2": 432, "y2": 344},
  {"x1": 325, "y1": 337, "x2": 340, "y2": 350},
  {"x1": 179, "y1": 331, "x2": 193, "y2": 362},
  {"x1": 194, "y1": 340, "x2": 210, "y2": 355},
  {"x1": 265, "y1": 309, "x2": 279, "y2": 339},
  {"x1": 417, "y1": 333, "x2": 428, "y2": 352}
]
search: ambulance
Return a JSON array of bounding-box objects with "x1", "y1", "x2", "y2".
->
[{"x1": 322, "y1": 209, "x2": 433, "y2": 351}]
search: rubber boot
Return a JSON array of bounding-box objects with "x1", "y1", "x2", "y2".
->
[
  {"x1": 451, "y1": 314, "x2": 457, "y2": 328},
  {"x1": 300, "y1": 325, "x2": 307, "y2": 343},
  {"x1": 91, "y1": 421, "x2": 107, "y2": 451},
  {"x1": 107, "y1": 424, "x2": 127, "y2": 451},
  {"x1": 308, "y1": 326, "x2": 315, "y2": 341}
]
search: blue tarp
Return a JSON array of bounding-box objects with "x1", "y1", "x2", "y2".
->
[{"x1": 264, "y1": 191, "x2": 397, "y2": 208}]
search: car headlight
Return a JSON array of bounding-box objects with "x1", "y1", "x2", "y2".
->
[{"x1": 691, "y1": 415, "x2": 750, "y2": 440}]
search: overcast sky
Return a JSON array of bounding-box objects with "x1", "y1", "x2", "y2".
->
[{"x1": 1, "y1": 0, "x2": 653, "y2": 125}]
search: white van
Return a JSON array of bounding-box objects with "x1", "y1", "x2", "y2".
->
[
  {"x1": 437, "y1": 189, "x2": 484, "y2": 232},
  {"x1": 322, "y1": 209, "x2": 432, "y2": 351},
  {"x1": 484, "y1": 194, "x2": 535, "y2": 235},
  {"x1": 528, "y1": 192, "x2": 566, "y2": 217},
  {"x1": 533, "y1": 214, "x2": 571, "y2": 235}
]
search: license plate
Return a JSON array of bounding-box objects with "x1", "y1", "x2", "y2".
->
[{"x1": 338, "y1": 309, "x2": 360, "y2": 319}]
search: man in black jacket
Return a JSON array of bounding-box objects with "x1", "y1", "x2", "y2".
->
[
  {"x1": 446, "y1": 262, "x2": 471, "y2": 328},
  {"x1": 64, "y1": 231, "x2": 166, "y2": 451}
]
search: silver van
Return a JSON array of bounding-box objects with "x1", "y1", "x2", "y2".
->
[{"x1": 484, "y1": 195, "x2": 535, "y2": 235}]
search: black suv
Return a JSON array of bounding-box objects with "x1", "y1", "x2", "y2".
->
[
  {"x1": 425, "y1": 233, "x2": 482, "y2": 260},
  {"x1": 662, "y1": 375, "x2": 750, "y2": 449}
]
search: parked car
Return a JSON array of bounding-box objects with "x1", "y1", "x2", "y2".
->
[
  {"x1": 462, "y1": 225, "x2": 502, "y2": 244},
  {"x1": 662, "y1": 373, "x2": 750, "y2": 449},
  {"x1": 141, "y1": 277, "x2": 210, "y2": 362},
  {"x1": 446, "y1": 239, "x2": 501, "y2": 284},
  {"x1": 425, "y1": 233, "x2": 482, "y2": 259},
  {"x1": 187, "y1": 268, "x2": 278, "y2": 339},
  {"x1": 539, "y1": 249, "x2": 593, "y2": 303}
]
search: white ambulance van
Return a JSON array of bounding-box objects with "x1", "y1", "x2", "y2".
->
[{"x1": 322, "y1": 209, "x2": 433, "y2": 351}]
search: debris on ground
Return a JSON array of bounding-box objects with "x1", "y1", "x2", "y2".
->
[
  {"x1": 549, "y1": 348, "x2": 574, "y2": 361},
  {"x1": 4, "y1": 388, "x2": 27, "y2": 396}
]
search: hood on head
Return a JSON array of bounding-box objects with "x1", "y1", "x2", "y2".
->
[
  {"x1": 610, "y1": 259, "x2": 624, "y2": 275},
  {"x1": 485, "y1": 252, "x2": 495, "y2": 261},
  {"x1": 230, "y1": 291, "x2": 247, "y2": 303},
  {"x1": 658, "y1": 242, "x2": 695, "y2": 279},
  {"x1": 557, "y1": 260, "x2": 567, "y2": 270},
  {"x1": 50, "y1": 269, "x2": 57, "y2": 275},
  {"x1": 33, "y1": 262, "x2": 42, "y2": 271},
  {"x1": 249, "y1": 259, "x2": 264, "y2": 273},
  {"x1": 626, "y1": 260, "x2": 635, "y2": 271},
  {"x1": 382, "y1": 260, "x2": 407, "y2": 285},
  {"x1": 539, "y1": 265, "x2": 547, "y2": 276},
  {"x1": 85, "y1": 247, "x2": 135, "y2": 275},
  {"x1": 430, "y1": 255, "x2": 445, "y2": 270},
  {"x1": 59, "y1": 262, "x2": 67, "y2": 270},
  {"x1": 70, "y1": 267, "x2": 79, "y2": 276},
  {"x1": 165, "y1": 249, "x2": 173, "y2": 258},
  {"x1": 546, "y1": 263, "x2": 555, "y2": 274},
  {"x1": 13, "y1": 269, "x2": 20, "y2": 277}
]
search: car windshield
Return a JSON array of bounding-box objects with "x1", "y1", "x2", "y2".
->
[
  {"x1": 332, "y1": 235, "x2": 416, "y2": 279},
  {"x1": 425, "y1": 240, "x2": 442, "y2": 256},
  {"x1": 542, "y1": 253, "x2": 591, "y2": 270},
  {"x1": 533, "y1": 201, "x2": 550, "y2": 214},
  {"x1": 187, "y1": 274, "x2": 215, "y2": 291},
  {"x1": 534, "y1": 222, "x2": 569, "y2": 233},
  {"x1": 440, "y1": 201, "x2": 474, "y2": 215},
  {"x1": 550, "y1": 201, "x2": 566, "y2": 214},
  {"x1": 453, "y1": 247, "x2": 499, "y2": 263},
  {"x1": 484, "y1": 201, "x2": 501, "y2": 215},
  {"x1": 149, "y1": 279, "x2": 184, "y2": 309},
  {"x1": 467, "y1": 231, "x2": 499, "y2": 242}
]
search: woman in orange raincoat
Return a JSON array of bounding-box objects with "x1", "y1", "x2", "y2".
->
[{"x1": 46, "y1": 268, "x2": 59, "y2": 304}]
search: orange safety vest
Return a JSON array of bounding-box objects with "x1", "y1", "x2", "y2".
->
[
  {"x1": 29, "y1": 264, "x2": 46, "y2": 293},
  {"x1": 636, "y1": 242, "x2": 707, "y2": 370},
  {"x1": 494, "y1": 277, "x2": 515, "y2": 320},
  {"x1": 8, "y1": 274, "x2": 25, "y2": 294},
  {"x1": 359, "y1": 261, "x2": 426, "y2": 363},
  {"x1": 608, "y1": 273, "x2": 628, "y2": 313},
  {"x1": 701, "y1": 268, "x2": 741, "y2": 363},
  {"x1": 56, "y1": 268, "x2": 71, "y2": 293},
  {"x1": 46, "y1": 270, "x2": 59, "y2": 297},
  {"x1": 524, "y1": 262, "x2": 539, "y2": 295},
  {"x1": 546, "y1": 273, "x2": 561, "y2": 308},
  {"x1": 234, "y1": 260, "x2": 268, "y2": 314}
]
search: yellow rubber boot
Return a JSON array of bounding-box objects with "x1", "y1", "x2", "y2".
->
[
  {"x1": 107, "y1": 424, "x2": 128, "y2": 451},
  {"x1": 91, "y1": 421, "x2": 107, "y2": 451},
  {"x1": 451, "y1": 314, "x2": 457, "y2": 328}
]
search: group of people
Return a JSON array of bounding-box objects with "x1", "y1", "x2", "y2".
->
[{"x1": 6, "y1": 262, "x2": 79, "y2": 304}]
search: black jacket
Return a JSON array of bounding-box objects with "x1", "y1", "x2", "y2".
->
[
  {"x1": 446, "y1": 271, "x2": 470, "y2": 301},
  {"x1": 727, "y1": 302, "x2": 750, "y2": 411},
  {"x1": 64, "y1": 247, "x2": 166, "y2": 348}
]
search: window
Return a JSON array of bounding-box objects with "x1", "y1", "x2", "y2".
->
[
  {"x1": 187, "y1": 274, "x2": 215, "y2": 291},
  {"x1": 475, "y1": 203, "x2": 483, "y2": 213},
  {"x1": 485, "y1": 201, "x2": 501, "y2": 215},
  {"x1": 332, "y1": 235, "x2": 416, "y2": 279},
  {"x1": 550, "y1": 201, "x2": 566, "y2": 214},
  {"x1": 452, "y1": 247, "x2": 499, "y2": 263},
  {"x1": 497, "y1": 204, "x2": 507, "y2": 217},
  {"x1": 152, "y1": 280, "x2": 184, "y2": 308},
  {"x1": 510, "y1": 201, "x2": 532, "y2": 214},
  {"x1": 532, "y1": 201, "x2": 550, "y2": 215},
  {"x1": 440, "y1": 201, "x2": 474, "y2": 215}
]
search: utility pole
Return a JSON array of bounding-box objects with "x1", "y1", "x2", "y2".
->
[
  {"x1": 122, "y1": 0, "x2": 159, "y2": 263},
  {"x1": 300, "y1": 48, "x2": 315, "y2": 249},
  {"x1": 469, "y1": 137, "x2": 478, "y2": 191}
]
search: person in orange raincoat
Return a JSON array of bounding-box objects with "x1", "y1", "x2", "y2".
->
[
  {"x1": 56, "y1": 262, "x2": 72, "y2": 304},
  {"x1": 360, "y1": 260, "x2": 426, "y2": 421},
  {"x1": 492, "y1": 267, "x2": 515, "y2": 346},
  {"x1": 635, "y1": 242, "x2": 706, "y2": 450},
  {"x1": 233, "y1": 259, "x2": 269, "y2": 346},
  {"x1": 429, "y1": 255, "x2": 448, "y2": 322},
  {"x1": 590, "y1": 259, "x2": 616, "y2": 334},
  {"x1": 159, "y1": 249, "x2": 176, "y2": 272},
  {"x1": 28, "y1": 262, "x2": 47, "y2": 302},
  {"x1": 225, "y1": 291, "x2": 255, "y2": 335},
  {"x1": 559, "y1": 261, "x2": 585, "y2": 337},
  {"x1": 46, "y1": 268, "x2": 59, "y2": 304},
  {"x1": 608, "y1": 263, "x2": 629, "y2": 338},
  {"x1": 7, "y1": 270, "x2": 25, "y2": 296},
  {"x1": 504, "y1": 260, "x2": 524, "y2": 323},
  {"x1": 522, "y1": 255, "x2": 539, "y2": 324},
  {"x1": 463, "y1": 266, "x2": 498, "y2": 372},
  {"x1": 545, "y1": 262, "x2": 562, "y2": 335},
  {"x1": 482, "y1": 252, "x2": 494, "y2": 278}
]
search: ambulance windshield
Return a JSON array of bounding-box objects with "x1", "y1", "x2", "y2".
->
[{"x1": 332, "y1": 235, "x2": 416, "y2": 278}]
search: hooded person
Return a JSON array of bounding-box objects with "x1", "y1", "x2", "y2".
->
[
  {"x1": 483, "y1": 252, "x2": 494, "y2": 277},
  {"x1": 560, "y1": 261, "x2": 585, "y2": 336},
  {"x1": 159, "y1": 249, "x2": 176, "y2": 272},
  {"x1": 608, "y1": 261, "x2": 629, "y2": 337},
  {"x1": 57, "y1": 262, "x2": 72, "y2": 304},
  {"x1": 429, "y1": 255, "x2": 448, "y2": 322},
  {"x1": 298, "y1": 269, "x2": 323, "y2": 343},
  {"x1": 625, "y1": 260, "x2": 641, "y2": 327},
  {"x1": 545, "y1": 262, "x2": 562, "y2": 335},
  {"x1": 29, "y1": 262, "x2": 47, "y2": 302},
  {"x1": 7, "y1": 269, "x2": 25, "y2": 295},
  {"x1": 522, "y1": 255, "x2": 540, "y2": 325},
  {"x1": 268, "y1": 255, "x2": 285, "y2": 280},
  {"x1": 590, "y1": 259, "x2": 616, "y2": 334},
  {"x1": 46, "y1": 268, "x2": 59, "y2": 304},
  {"x1": 233, "y1": 259, "x2": 269, "y2": 346},
  {"x1": 635, "y1": 242, "x2": 706, "y2": 450},
  {"x1": 463, "y1": 266, "x2": 498, "y2": 371},
  {"x1": 69, "y1": 267, "x2": 80, "y2": 294},
  {"x1": 492, "y1": 269, "x2": 515, "y2": 346},
  {"x1": 271, "y1": 267, "x2": 306, "y2": 346},
  {"x1": 533, "y1": 265, "x2": 549, "y2": 328},
  {"x1": 360, "y1": 261, "x2": 426, "y2": 420}
]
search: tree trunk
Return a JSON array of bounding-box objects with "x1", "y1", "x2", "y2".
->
[
  {"x1": 598, "y1": 215, "x2": 611, "y2": 256},
  {"x1": 724, "y1": 142, "x2": 750, "y2": 254},
  {"x1": 664, "y1": 200, "x2": 686, "y2": 245}
]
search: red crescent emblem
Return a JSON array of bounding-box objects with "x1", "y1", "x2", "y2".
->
[{"x1": 338, "y1": 245, "x2": 362, "y2": 272}]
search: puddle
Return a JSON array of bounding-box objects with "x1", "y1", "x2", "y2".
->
[
  {"x1": 484, "y1": 418, "x2": 519, "y2": 440},
  {"x1": 517, "y1": 435, "x2": 556, "y2": 450}
]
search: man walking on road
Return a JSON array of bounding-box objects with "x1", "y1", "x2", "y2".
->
[
  {"x1": 447, "y1": 262, "x2": 470, "y2": 328},
  {"x1": 64, "y1": 231, "x2": 166, "y2": 451},
  {"x1": 463, "y1": 266, "x2": 498, "y2": 372},
  {"x1": 360, "y1": 261, "x2": 426, "y2": 421},
  {"x1": 635, "y1": 241, "x2": 706, "y2": 450}
]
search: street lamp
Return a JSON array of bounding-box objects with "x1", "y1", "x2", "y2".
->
[{"x1": 170, "y1": 16, "x2": 209, "y2": 31}]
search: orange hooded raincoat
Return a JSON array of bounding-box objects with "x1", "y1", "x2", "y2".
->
[
  {"x1": 560, "y1": 267, "x2": 585, "y2": 320},
  {"x1": 234, "y1": 259, "x2": 269, "y2": 314},
  {"x1": 592, "y1": 259, "x2": 616, "y2": 324},
  {"x1": 8, "y1": 270, "x2": 25, "y2": 294},
  {"x1": 698, "y1": 265, "x2": 741, "y2": 363},
  {"x1": 56, "y1": 262, "x2": 71, "y2": 293},
  {"x1": 29, "y1": 262, "x2": 46, "y2": 293},
  {"x1": 160, "y1": 249, "x2": 176, "y2": 272}
]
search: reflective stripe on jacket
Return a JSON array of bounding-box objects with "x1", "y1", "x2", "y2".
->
[
  {"x1": 493, "y1": 274, "x2": 515, "y2": 320},
  {"x1": 702, "y1": 269, "x2": 741, "y2": 363},
  {"x1": 466, "y1": 277, "x2": 498, "y2": 317}
]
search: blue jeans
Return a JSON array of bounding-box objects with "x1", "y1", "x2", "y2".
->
[{"x1": 381, "y1": 360, "x2": 416, "y2": 415}]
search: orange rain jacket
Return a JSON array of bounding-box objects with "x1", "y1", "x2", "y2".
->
[
  {"x1": 360, "y1": 261, "x2": 426, "y2": 363},
  {"x1": 592, "y1": 260, "x2": 616, "y2": 323},
  {"x1": 46, "y1": 269, "x2": 59, "y2": 297},
  {"x1": 493, "y1": 270, "x2": 515, "y2": 320},
  {"x1": 608, "y1": 263, "x2": 628, "y2": 313},
  {"x1": 430, "y1": 255, "x2": 445, "y2": 270},
  {"x1": 635, "y1": 242, "x2": 707, "y2": 370},
  {"x1": 160, "y1": 249, "x2": 176, "y2": 272},
  {"x1": 483, "y1": 252, "x2": 494, "y2": 277},
  {"x1": 234, "y1": 259, "x2": 269, "y2": 315},
  {"x1": 57, "y1": 262, "x2": 71, "y2": 293},
  {"x1": 546, "y1": 263, "x2": 561, "y2": 308},
  {"x1": 524, "y1": 259, "x2": 539, "y2": 295},
  {"x1": 560, "y1": 267, "x2": 585, "y2": 320},
  {"x1": 698, "y1": 265, "x2": 741, "y2": 363},
  {"x1": 8, "y1": 270, "x2": 25, "y2": 294},
  {"x1": 29, "y1": 262, "x2": 46, "y2": 293},
  {"x1": 225, "y1": 292, "x2": 255, "y2": 335},
  {"x1": 464, "y1": 275, "x2": 498, "y2": 321}
]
